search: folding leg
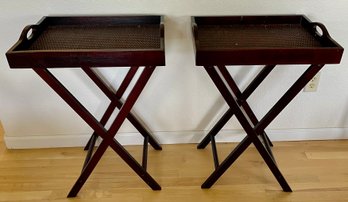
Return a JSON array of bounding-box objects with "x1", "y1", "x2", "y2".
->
[
  {"x1": 83, "y1": 67, "x2": 162, "y2": 151},
  {"x1": 82, "y1": 66, "x2": 137, "y2": 151},
  {"x1": 198, "y1": 65, "x2": 275, "y2": 149},
  {"x1": 33, "y1": 66, "x2": 161, "y2": 197},
  {"x1": 201, "y1": 64, "x2": 324, "y2": 191},
  {"x1": 217, "y1": 65, "x2": 275, "y2": 158}
]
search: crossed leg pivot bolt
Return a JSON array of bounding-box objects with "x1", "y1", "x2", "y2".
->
[
  {"x1": 198, "y1": 64, "x2": 324, "y2": 192},
  {"x1": 33, "y1": 66, "x2": 162, "y2": 197}
]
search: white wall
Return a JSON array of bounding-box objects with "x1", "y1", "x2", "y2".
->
[{"x1": 1, "y1": 0, "x2": 348, "y2": 148}]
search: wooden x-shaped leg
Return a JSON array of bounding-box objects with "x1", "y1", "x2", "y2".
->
[
  {"x1": 201, "y1": 64, "x2": 324, "y2": 191},
  {"x1": 83, "y1": 66, "x2": 161, "y2": 151},
  {"x1": 81, "y1": 67, "x2": 162, "y2": 169},
  {"x1": 33, "y1": 66, "x2": 161, "y2": 197},
  {"x1": 198, "y1": 65, "x2": 275, "y2": 151}
]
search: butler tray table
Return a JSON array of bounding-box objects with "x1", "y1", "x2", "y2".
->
[
  {"x1": 6, "y1": 15, "x2": 165, "y2": 197},
  {"x1": 192, "y1": 15, "x2": 343, "y2": 191}
]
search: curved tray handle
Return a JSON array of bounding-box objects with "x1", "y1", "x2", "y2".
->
[
  {"x1": 19, "y1": 24, "x2": 39, "y2": 42},
  {"x1": 311, "y1": 22, "x2": 331, "y2": 40}
]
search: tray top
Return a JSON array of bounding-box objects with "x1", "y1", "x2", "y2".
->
[
  {"x1": 6, "y1": 16, "x2": 165, "y2": 68},
  {"x1": 28, "y1": 25, "x2": 161, "y2": 50},
  {"x1": 192, "y1": 15, "x2": 343, "y2": 66},
  {"x1": 197, "y1": 24, "x2": 322, "y2": 49}
]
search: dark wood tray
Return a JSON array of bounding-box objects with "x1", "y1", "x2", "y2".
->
[
  {"x1": 6, "y1": 16, "x2": 165, "y2": 68},
  {"x1": 192, "y1": 15, "x2": 343, "y2": 66}
]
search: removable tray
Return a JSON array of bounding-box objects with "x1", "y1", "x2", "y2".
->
[
  {"x1": 6, "y1": 16, "x2": 165, "y2": 68},
  {"x1": 192, "y1": 15, "x2": 343, "y2": 66}
]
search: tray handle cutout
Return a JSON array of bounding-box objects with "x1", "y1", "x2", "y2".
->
[
  {"x1": 311, "y1": 22, "x2": 331, "y2": 39},
  {"x1": 19, "y1": 25, "x2": 39, "y2": 42}
]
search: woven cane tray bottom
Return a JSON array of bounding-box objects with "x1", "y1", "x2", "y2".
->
[
  {"x1": 29, "y1": 25, "x2": 160, "y2": 50},
  {"x1": 197, "y1": 24, "x2": 322, "y2": 49}
]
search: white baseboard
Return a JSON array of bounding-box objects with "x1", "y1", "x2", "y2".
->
[{"x1": 4, "y1": 127, "x2": 348, "y2": 149}]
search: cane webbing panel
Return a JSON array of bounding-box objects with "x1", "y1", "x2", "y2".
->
[
  {"x1": 197, "y1": 24, "x2": 322, "y2": 49},
  {"x1": 29, "y1": 25, "x2": 160, "y2": 50}
]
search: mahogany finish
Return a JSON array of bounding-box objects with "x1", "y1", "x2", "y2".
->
[
  {"x1": 6, "y1": 15, "x2": 165, "y2": 197},
  {"x1": 6, "y1": 16, "x2": 165, "y2": 68},
  {"x1": 192, "y1": 15, "x2": 343, "y2": 65},
  {"x1": 192, "y1": 15, "x2": 343, "y2": 191}
]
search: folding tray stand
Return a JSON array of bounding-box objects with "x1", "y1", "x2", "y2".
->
[
  {"x1": 6, "y1": 16, "x2": 165, "y2": 197},
  {"x1": 192, "y1": 15, "x2": 343, "y2": 191}
]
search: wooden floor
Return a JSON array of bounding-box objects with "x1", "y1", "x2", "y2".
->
[{"x1": 1, "y1": 130, "x2": 348, "y2": 201}]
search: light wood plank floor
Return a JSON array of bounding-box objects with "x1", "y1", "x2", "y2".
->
[{"x1": 1, "y1": 130, "x2": 348, "y2": 201}]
